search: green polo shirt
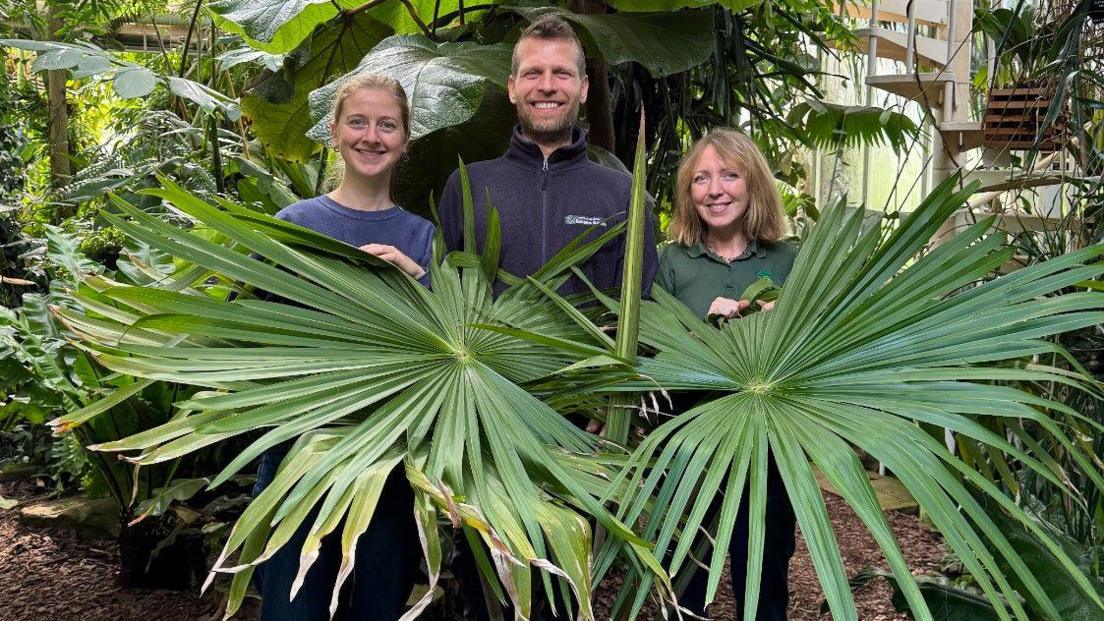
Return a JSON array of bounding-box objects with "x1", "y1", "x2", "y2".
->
[{"x1": 655, "y1": 239, "x2": 798, "y2": 319}]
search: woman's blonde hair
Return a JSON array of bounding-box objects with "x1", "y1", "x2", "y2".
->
[
  {"x1": 324, "y1": 74, "x2": 411, "y2": 192},
  {"x1": 669, "y1": 128, "x2": 786, "y2": 247}
]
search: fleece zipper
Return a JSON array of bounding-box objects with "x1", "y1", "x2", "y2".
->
[{"x1": 541, "y1": 157, "x2": 549, "y2": 263}]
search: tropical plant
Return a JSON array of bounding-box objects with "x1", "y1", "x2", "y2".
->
[
  {"x1": 50, "y1": 173, "x2": 669, "y2": 618},
  {"x1": 53, "y1": 148, "x2": 1104, "y2": 621},
  {"x1": 0, "y1": 50, "x2": 23, "y2": 203},
  {"x1": 845, "y1": 496, "x2": 1104, "y2": 621},
  {"x1": 953, "y1": 1, "x2": 1104, "y2": 583},
  {"x1": 0, "y1": 39, "x2": 240, "y2": 120},
  {"x1": 0, "y1": 224, "x2": 233, "y2": 588},
  {"x1": 587, "y1": 174, "x2": 1104, "y2": 620}
]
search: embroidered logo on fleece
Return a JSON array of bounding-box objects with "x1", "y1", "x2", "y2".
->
[{"x1": 564, "y1": 215, "x2": 607, "y2": 227}]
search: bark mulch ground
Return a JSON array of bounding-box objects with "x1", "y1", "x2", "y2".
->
[{"x1": 1, "y1": 482, "x2": 943, "y2": 621}]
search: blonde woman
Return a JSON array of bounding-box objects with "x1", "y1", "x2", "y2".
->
[
  {"x1": 252, "y1": 74, "x2": 430, "y2": 621},
  {"x1": 655, "y1": 128, "x2": 796, "y2": 620}
]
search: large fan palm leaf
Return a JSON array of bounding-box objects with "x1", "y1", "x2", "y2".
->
[
  {"x1": 603, "y1": 176, "x2": 1104, "y2": 620},
  {"x1": 51, "y1": 178, "x2": 665, "y2": 619}
]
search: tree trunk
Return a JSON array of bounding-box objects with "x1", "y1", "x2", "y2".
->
[
  {"x1": 570, "y1": 0, "x2": 616, "y2": 154},
  {"x1": 583, "y1": 58, "x2": 616, "y2": 152},
  {"x1": 46, "y1": 4, "x2": 72, "y2": 199}
]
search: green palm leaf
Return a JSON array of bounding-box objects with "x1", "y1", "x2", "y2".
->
[
  {"x1": 52, "y1": 176, "x2": 665, "y2": 619},
  {"x1": 606, "y1": 174, "x2": 1104, "y2": 620}
]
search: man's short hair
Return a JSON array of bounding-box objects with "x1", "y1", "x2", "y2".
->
[{"x1": 510, "y1": 14, "x2": 587, "y2": 77}]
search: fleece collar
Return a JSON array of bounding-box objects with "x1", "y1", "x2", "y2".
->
[{"x1": 503, "y1": 124, "x2": 590, "y2": 171}]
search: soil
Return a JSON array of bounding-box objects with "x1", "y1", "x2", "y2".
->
[{"x1": 1, "y1": 481, "x2": 943, "y2": 621}]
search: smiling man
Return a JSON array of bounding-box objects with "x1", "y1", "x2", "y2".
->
[
  {"x1": 438, "y1": 14, "x2": 658, "y2": 620},
  {"x1": 438, "y1": 14, "x2": 658, "y2": 298}
]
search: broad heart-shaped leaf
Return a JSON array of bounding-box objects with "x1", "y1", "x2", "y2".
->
[
  {"x1": 208, "y1": 0, "x2": 508, "y2": 54},
  {"x1": 61, "y1": 177, "x2": 668, "y2": 618},
  {"x1": 207, "y1": 0, "x2": 345, "y2": 54},
  {"x1": 242, "y1": 13, "x2": 393, "y2": 161},
  {"x1": 306, "y1": 35, "x2": 512, "y2": 143},
  {"x1": 112, "y1": 66, "x2": 157, "y2": 99},
  {"x1": 506, "y1": 6, "x2": 716, "y2": 77},
  {"x1": 600, "y1": 174, "x2": 1104, "y2": 620}
]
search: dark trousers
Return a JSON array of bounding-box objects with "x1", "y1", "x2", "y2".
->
[
  {"x1": 679, "y1": 457, "x2": 797, "y2": 621},
  {"x1": 453, "y1": 534, "x2": 572, "y2": 621},
  {"x1": 253, "y1": 445, "x2": 422, "y2": 621}
]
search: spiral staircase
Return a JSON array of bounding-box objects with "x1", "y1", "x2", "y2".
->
[
  {"x1": 828, "y1": 1, "x2": 1083, "y2": 468},
  {"x1": 838, "y1": 0, "x2": 1072, "y2": 238}
]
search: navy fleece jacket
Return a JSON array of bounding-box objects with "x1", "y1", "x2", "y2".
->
[{"x1": 438, "y1": 125, "x2": 658, "y2": 297}]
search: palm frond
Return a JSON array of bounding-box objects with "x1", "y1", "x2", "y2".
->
[
  {"x1": 606, "y1": 174, "x2": 1104, "y2": 620},
  {"x1": 52, "y1": 174, "x2": 666, "y2": 619},
  {"x1": 787, "y1": 100, "x2": 920, "y2": 152}
]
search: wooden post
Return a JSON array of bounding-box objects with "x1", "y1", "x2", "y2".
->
[
  {"x1": 931, "y1": 0, "x2": 973, "y2": 244},
  {"x1": 46, "y1": 3, "x2": 72, "y2": 197}
]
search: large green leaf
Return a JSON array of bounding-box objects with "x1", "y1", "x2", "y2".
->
[
  {"x1": 61, "y1": 176, "x2": 666, "y2": 618},
  {"x1": 207, "y1": 0, "x2": 346, "y2": 54},
  {"x1": 506, "y1": 6, "x2": 716, "y2": 77},
  {"x1": 45, "y1": 225, "x2": 102, "y2": 282},
  {"x1": 392, "y1": 88, "x2": 515, "y2": 216},
  {"x1": 846, "y1": 568, "x2": 1008, "y2": 621},
  {"x1": 596, "y1": 175, "x2": 1104, "y2": 620},
  {"x1": 208, "y1": 0, "x2": 508, "y2": 54},
  {"x1": 241, "y1": 14, "x2": 393, "y2": 161},
  {"x1": 983, "y1": 500, "x2": 1104, "y2": 621},
  {"x1": 306, "y1": 35, "x2": 512, "y2": 143},
  {"x1": 367, "y1": 0, "x2": 511, "y2": 35},
  {"x1": 112, "y1": 66, "x2": 157, "y2": 99}
]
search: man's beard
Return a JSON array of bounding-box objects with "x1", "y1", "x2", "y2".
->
[{"x1": 517, "y1": 100, "x2": 580, "y2": 147}]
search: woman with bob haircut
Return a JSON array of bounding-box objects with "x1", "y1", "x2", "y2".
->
[{"x1": 655, "y1": 127, "x2": 797, "y2": 620}]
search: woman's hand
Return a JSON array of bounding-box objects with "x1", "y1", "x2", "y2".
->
[
  {"x1": 757, "y1": 300, "x2": 776, "y2": 312},
  {"x1": 707, "y1": 296, "x2": 751, "y2": 319},
  {"x1": 585, "y1": 419, "x2": 605, "y2": 435},
  {"x1": 359, "y1": 244, "x2": 426, "y2": 280}
]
